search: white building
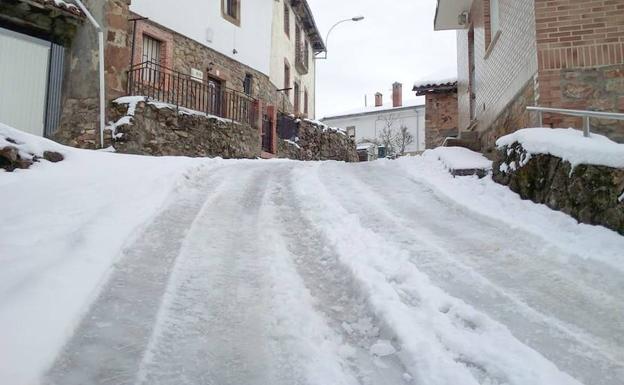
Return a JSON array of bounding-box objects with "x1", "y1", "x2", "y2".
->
[
  {"x1": 270, "y1": 0, "x2": 324, "y2": 118},
  {"x1": 322, "y1": 83, "x2": 426, "y2": 156},
  {"x1": 130, "y1": 0, "x2": 324, "y2": 118},
  {"x1": 130, "y1": 0, "x2": 274, "y2": 74}
]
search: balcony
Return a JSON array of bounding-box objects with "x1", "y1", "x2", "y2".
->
[
  {"x1": 127, "y1": 61, "x2": 257, "y2": 126},
  {"x1": 295, "y1": 42, "x2": 309, "y2": 75}
]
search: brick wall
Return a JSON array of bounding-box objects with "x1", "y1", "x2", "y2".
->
[
  {"x1": 535, "y1": 0, "x2": 624, "y2": 142},
  {"x1": 456, "y1": 0, "x2": 538, "y2": 136},
  {"x1": 425, "y1": 92, "x2": 459, "y2": 149}
]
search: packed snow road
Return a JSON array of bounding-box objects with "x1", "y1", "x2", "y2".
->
[{"x1": 37, "y1": 159, "x2": 623, "y2": 385}]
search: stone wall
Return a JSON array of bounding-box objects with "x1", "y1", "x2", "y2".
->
[
  {"x1": 493, "y1": 142, "x2": 624, "y2": 235},
  {"x1": 425, "y1": 92, "x2": 459, "y2": 149},
  {"x1": 539, "y1": 65, "x2": 624, "y2": 143},
  {"x1": 107, "y1": 101, "x2": 261, "y2": 159},
  {"x1": 277, "y1": 120, "x2": 358, "y2": 162},
  {"x1": 56, "y1": 0, "x2": 132, "y2": 148},
  {"x1": 479, "y1": 78, "x2": 539, "y2": 157}
]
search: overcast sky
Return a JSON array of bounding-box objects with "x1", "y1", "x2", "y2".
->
[{"x1": 307, "y1": 0, "x2": 457, "y2": 118}]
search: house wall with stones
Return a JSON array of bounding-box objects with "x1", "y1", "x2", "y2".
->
[
  {"x1": 535, "y1": 0, "x2": 624, "y2": 143},
  {"x1": 455, "y1": 0, "x2": 624, "y2": 154},
  {"x1": 425, "y1": 92, "x2": 459, "y2": 149},
  {"x1": 55, "y1": 0, "x2": 132, "y2": 148},
  {"x1": 277, "y1": 120, "x2": 358, "y2": 162}
]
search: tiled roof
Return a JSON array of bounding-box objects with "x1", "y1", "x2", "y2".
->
[
  {"x1": 30, "y1": 0, "x2": 84, "y2": 18},
  {"x1": 413, "y1": 80, "x2": 458, "y2": 95}
]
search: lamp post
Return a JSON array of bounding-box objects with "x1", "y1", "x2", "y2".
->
[{"x1": 315, "y1": 16, "x2": 365, "y2": 60}]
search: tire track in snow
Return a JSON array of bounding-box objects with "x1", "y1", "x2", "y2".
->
[
  {"x1": 318, "y1": 161, "x2": 624, "y2": 385},
  {"x1": 133, "y1": 164, "x2": 301, "y2": 385},
  {"x1": 268, "y1": 166, "x2": 413, "y2": 385},
  {"x1": 290, "y1": 162, "x2": 584, "y2": 385},
  {"x1": 134, "y1": 163, "x2": 358, "y2": 385},
  {"x1": 43, "y1": 164, "x2": 231, "y2": 385}
]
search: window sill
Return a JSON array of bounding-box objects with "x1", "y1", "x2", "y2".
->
[
  {"x1": 222, "y1": 14, "x2": 241, "y2": 27},
  {"x1": 484, "y1": 30, "x2": 502, "y2": 60}
]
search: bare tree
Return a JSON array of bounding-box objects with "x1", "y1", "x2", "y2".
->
[
  {"x1": 377, "y1": 114, "x2": 398, "y2": 156},
  {"x1": 394, "y1": 125, "x2": 414, "y2": 156}
]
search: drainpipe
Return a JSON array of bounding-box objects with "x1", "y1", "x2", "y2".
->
[{"x1": 73, "y1": 0, "x2": 106, "y2": 149}]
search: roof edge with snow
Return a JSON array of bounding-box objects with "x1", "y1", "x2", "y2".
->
[{"x1": 413, "y1": 80, "x2": 458, "y2": 96}]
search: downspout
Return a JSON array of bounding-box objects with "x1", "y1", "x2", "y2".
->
[{"x1": 73, "y1": 0, "x2": 106, "y2": 149}]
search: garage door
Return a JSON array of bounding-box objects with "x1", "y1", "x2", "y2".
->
[{"x1": 0, "y1": 27, "x2": 51, "y2": 137}]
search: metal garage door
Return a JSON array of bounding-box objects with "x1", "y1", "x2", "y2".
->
[{"x1": 0, "y1": 27, "x2": 51, "y2": 136}]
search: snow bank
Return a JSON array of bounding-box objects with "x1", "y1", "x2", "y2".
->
[
  {"x1": 496, "y1": 128, "x2": 624, "y2": 169},
  {"x1": 426, "y1": 147, "x2": 492, "y2": 171},
  {"x1": 0, "y1": 124, "x2": 210, "y2": 385},
  {"x1": 397, "y1": 154, "x2": 624, "y2": 272}
]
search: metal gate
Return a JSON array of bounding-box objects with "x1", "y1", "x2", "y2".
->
[
  {"x1": 0, "y1": 27, "x2": 50, "y2": 136},
  {"x1": 262, "y1": 112, "x2": 273, "y2": 153}
]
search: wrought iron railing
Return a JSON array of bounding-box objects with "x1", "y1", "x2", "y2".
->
[{"x1": 127, "y1": 61, "x2": 257, "y2": 126}]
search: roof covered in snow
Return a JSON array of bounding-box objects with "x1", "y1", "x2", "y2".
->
[
  {"x1": 322, "y1": 99, "x2": 424, "y2": 120},
  {"x1": 413, "y1": 79, "x2": 458, "y2": 95},
  {"x1": 29, "y1": 0, "x2": 84, "y2": 18}
]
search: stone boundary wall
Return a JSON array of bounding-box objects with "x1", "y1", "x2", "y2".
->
[
  {"x1": 107, "y1": 101, "x2": 262, "y2": 159},
  {"x1": 277, "y1": 120, "x2": 358, "y2": 162},
  {"x1": 479, "y1": 78, "x2": 539, "y2": 157},
  {"x1": 493, "y1": 142, "x2": 624, "y2": 235}
]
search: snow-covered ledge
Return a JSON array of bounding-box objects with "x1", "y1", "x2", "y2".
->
[{"x1": 493, "y1": 128, "x2": 624, "y2": 235}]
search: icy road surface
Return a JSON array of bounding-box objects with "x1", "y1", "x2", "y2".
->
[{"x1": 33, "y1": 160, "x2": 624, "y2": 385}]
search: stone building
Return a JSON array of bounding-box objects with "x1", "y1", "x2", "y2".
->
[
  {"x1": 0, "y1": 0, "x2": 326, "y2": 157},
  {"x1": 413, "y1": 79, "x2": 459, "y2": 149},
  {"x1": 434, "y1": 0, "x2": 624, "y2": 155}
]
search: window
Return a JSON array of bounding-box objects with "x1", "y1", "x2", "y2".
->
[
  {"x1": 142, "y1": 34, "x2": 162, "y2": 82},
  {"x1": 304, "y1": 89, "x2": 309, "y2": 115},
  {"x1": 485, "y1": 0, "x2": 500, "y2": 50},
  {"x1": 346, "y1": 126, "x2": 356, "y2": 139},
  {"x1": 222, "y1": 0, "x2": 240, "y2": 26},
  {"x1": 490, "y1": 0, "x2": 500, "y2": 37},
  {"x1": 294, "y1": 81, "x2": 300, "y2": 113},
  {"x1": 304, "y1": 40, "x2": 309, "y2": 68},
  {"x1": 284, "y1": 61, "x2": 290, "y2": 96},
  {"x1": 284, "y1": 2, "x2": 290, "y2": 37},
  {"x1": 243, "y1": 73, "x2": 253, "y2": 96},
  {"x1": 142, "y1": 34, "x2": 162, "y2": 65}
]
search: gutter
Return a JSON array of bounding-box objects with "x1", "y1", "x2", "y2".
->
[{"x1": 72, "y1": 0, "x2": 106, "y2": 149}]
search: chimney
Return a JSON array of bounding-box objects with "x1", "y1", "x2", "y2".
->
[
  {"x1": 375, "y1": 92, "x2": 383, "y2": 107},
  {"x1": 392, "y1": 82, "x2": 403, "y2": 107}
]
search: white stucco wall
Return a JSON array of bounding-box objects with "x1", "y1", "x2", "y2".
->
[
  {"x1": 130, "y1": 0, "x2": 273, "y2": 75},
  {"x1": 269, "y1": 0, "x2": 316, "y2": 118},
  {"x1": 323, "y1": 106, "x2": 426, "y2": 153}
]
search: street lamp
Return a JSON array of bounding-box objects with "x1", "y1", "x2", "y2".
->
[{"x1": 315, "y1": 16, "x2": 365, "y2": 60}]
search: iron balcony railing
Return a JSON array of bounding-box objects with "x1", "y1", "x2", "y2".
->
[
  {"x1": 527, "y1": 106, "x2": 624, "y2": 138},
  {"x1": 127, "y1": 61, "x2": 257, "y2": 126}
]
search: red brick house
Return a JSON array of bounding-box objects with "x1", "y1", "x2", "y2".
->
[{"x1": 434, "y1": 0, "x2": 624, "y2": 155}]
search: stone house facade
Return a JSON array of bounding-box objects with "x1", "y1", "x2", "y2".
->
[
  {"x1": 435, "y1": 0, "x2": 624, "y2": 155},
  {"x1": 413, "y1": 80, "x2": 459, "y2": 149},
  {"x1": 1, "y1": 0, "x2": 326, "y2": 159}
]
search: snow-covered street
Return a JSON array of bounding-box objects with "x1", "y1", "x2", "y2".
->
[{"x1": 2, "y1": 129, "x2": 623, "y2": 385}]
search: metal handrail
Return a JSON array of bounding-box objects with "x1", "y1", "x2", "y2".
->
[{"x1": 527, "y1": 106, "x2": 624, "y2": 138}]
